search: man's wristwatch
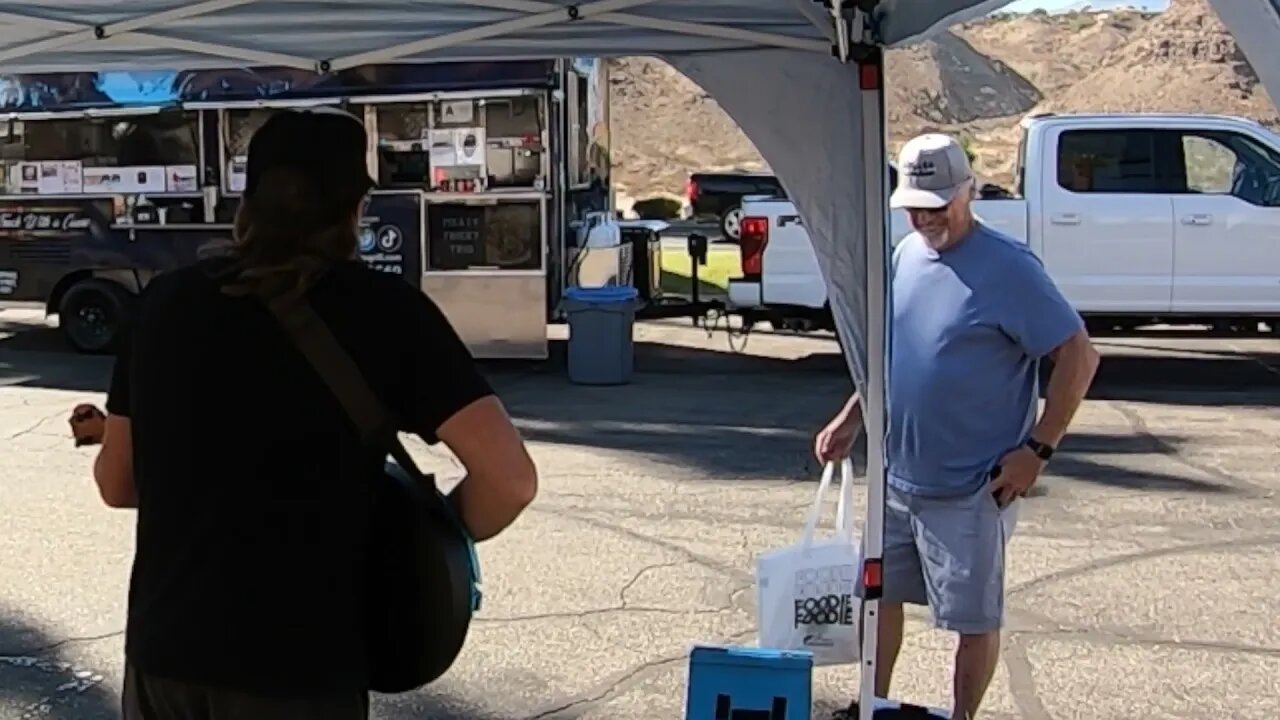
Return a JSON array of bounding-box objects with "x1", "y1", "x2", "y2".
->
[{"x1": 1025, "y1": 437, "x2": 1055, "y2": 461}]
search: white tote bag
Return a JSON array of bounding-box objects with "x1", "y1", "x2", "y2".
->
[{"x1": 754, "y1": 459, "x2": 861, "y2": 666}]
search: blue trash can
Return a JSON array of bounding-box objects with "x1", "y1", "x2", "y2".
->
[{"x1": 562, "y1": 285, "x2": 639, "y2": 385}]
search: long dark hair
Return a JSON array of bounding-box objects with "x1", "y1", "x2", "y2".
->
[{"x1": 221, "y1": 166, "x2": 365, "y2": 301}]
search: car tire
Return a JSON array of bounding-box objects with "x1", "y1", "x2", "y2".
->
[
  {"x1": 59, "y1": 279, "x2": 134, "y2": 354},
  {"x1": 720, "y1": 205, "x2": 744, "y2": 242}
]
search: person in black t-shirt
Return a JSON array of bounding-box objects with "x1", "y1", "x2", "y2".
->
[{"x1": 73, "y1": 107, "x2": 538, "y2": 719}]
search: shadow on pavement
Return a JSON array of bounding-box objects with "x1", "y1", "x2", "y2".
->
[
  {"x1": 372, "y1": 672, "x2": 544, "y2": 720},
  {"x1": 1052, "y1": 431, "x2": 1239, "y2": 494},
  {"x1": 0, "y1": 611, "x2": 120, "y2": 720},
  {"x1": 1087, "y1": 343, "x2": 1280, "y2": 406},
  {"x1": 372, "y1": 692, "x2": 509, "y2": 720},
  {"x1": 479, "y1": 338, "x2": 851, "y2": 481},
  {"x1": 0, "y1": 609, "x2": 514, "y2": 720},
  {"x1": 481, "y1": 336, "x2": 849, "y2": 380}
]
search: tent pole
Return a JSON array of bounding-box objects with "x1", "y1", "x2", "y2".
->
[{"x1": 855, "y1": 44, "x2": 888, "y2": 720}]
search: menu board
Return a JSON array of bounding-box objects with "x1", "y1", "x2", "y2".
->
[
  {"x1": 82, "y1": 166, "x2": 167, "y2": 194},
  {"x1": 7, "y1": 161, "x2": 83, "y2": 194},
  {"x1": 428, "y1": 204, "x2": 485, "y2": 270},
  {"x1": 426, "y1": 127, "x2": 486, "y2": 170},
  {"x1": 6, "y1": 162, "x2": 194, "y2": 195},
  {"x1": 226, "y1": 156, "x2": 248, "y2": 193},
  {"x1": 426, "y1": 200, "x2": 540, "y2": 271}
]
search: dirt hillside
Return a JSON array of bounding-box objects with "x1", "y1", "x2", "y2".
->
[
  {"x1": 609, "y1": 0, "x2": 1277, "y2": 201},
  {"x1": 1044, "y1": 0, "x2": 1278, "y2": 121}
]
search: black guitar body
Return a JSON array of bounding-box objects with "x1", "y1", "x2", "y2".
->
[{"x1": 365, "y1": 461, "x2": 481, "y2": 694}]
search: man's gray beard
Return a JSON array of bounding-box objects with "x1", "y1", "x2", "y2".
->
[{"x1": 921, "y1": 229, "x2": 949, "y2": 248}]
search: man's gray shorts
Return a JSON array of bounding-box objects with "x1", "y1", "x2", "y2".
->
[{"x1": 857, "y1": 483, "x2": 1019, "y2": 634}]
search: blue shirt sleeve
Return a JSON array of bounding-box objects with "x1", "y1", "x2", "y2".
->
[{"x1": 995, "y1": 246, "x2": 1084, "y2": 359}]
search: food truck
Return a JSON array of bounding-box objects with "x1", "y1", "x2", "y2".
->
[{"x1": 0, "y1": 58, "x2": 611, "y2": 359}]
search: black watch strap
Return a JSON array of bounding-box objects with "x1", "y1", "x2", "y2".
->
[{"x1": 1026, "y1": 437, "x2": 1055, "y2": 460}]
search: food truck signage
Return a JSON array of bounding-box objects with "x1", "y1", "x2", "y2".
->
[
  {"x1": 430, "y1": 205, "x2": 485, "y2": 269},
  {"x1": 0, "y1": 62, "x2": 555, "y2": 111},
  {"x1": 358, "y1": 193, "x2": 421, "y2": 280},
  {"x1": 0, "y1": 206, "x2": 92, "y2": 236}
]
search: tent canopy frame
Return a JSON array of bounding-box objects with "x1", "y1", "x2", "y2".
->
[{"x1": 0, "y1": 0, "x2": 875, "y2": 72}]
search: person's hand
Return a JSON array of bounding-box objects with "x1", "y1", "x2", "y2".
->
[
  {"x1": 69, "y1": 404, "x2": 106, "y2": 447},
  {"x1": 814, "y1": 416, "x2": 860, "y2": 464},
  {"x1": 989, "y1": 445, "x2": 1045, "y2": 508}
]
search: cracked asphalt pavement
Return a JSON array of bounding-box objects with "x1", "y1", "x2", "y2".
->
[{"x1": 3, "y1": 306, "x2": 1280, "y2": 719}]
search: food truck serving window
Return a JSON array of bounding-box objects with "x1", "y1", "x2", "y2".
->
[
  {"x1": 376, "y1": 102, "x2": 431, "y2": 188},
  {"x1": 1, "y1": 110, "x2": 200, "y2": 195},
  {"x1": 373, "y1": 94, "x2": 545, "y2": 192},
  {"x1": 221, "y1": 109, "x2": 273, "y2": 193},
  {"x1": 427, "y1": 201, "x2": 541, "y2": 271},
  {"x1": 222, "y1": 106, "x2": 369, "y2": 193},
  {"x1": 484, "y1": 96, "x2": 543, "y2": 190}
]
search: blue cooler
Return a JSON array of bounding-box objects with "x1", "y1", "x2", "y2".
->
[{"x1": 685, "y1": 645, "x2": 812, "y2": 720}]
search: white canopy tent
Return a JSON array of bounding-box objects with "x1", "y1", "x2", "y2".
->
[{"x1": 4, "y1": 0, "x2": 1280, "y2": 717}]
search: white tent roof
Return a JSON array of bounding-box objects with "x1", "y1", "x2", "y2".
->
[
  {"x1": 2, "y1": 1, "x2": 1276, "y2": 76},
  {"x1": 0, "y1": 0, "x2": 1021, "y2": 73}
]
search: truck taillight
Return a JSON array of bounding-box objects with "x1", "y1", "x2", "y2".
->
[
  {"x1": 739, "y1": 216, "x2": 769, "y2": 276},
  {"x1": 686, "y1": 178, "x2": 699, "y2": 200}
]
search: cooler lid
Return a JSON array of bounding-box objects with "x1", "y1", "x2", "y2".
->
[{"x1": 689, "y1": 644, "x2": 813, "y2": 670}]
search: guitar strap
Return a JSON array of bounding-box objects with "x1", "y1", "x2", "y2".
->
[{"x1": 261, "y1": 291, "x2": 432, "y2": 486}]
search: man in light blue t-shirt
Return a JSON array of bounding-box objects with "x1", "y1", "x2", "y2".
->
[{"x1": 816, "y1": 133, "x2": 1099, "y2": 720}]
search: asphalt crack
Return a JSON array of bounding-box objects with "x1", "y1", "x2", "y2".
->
[
  {"x1": 524, "y1": 653, "x2": 686, "y2": 720},
  {"x1": 1015, "y1": 626, "x2": 1280, "y2": 658},
  {"x1": 0, "y1": 630, "x2": 123, "y2": 658},
  {"x1": 1002, "y1": 635, "x2": 1053, "y2": 720},
  {"x1": 476, "y1": 560, "x2": 736, "y2": 624},
  {"x1": 524, "y1": 628, "x2": 757, "y2": 720},
  {"x1": 6, "y1": 409, "x2": 64, "y2": 441},
  {"x1": 1007, "y1": 533, "x2": 1280, "y2": 597},
  {"x1": 530, "y1": 506, "x2": 753, "y2": 585}
]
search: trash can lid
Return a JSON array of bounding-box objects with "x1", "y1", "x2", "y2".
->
[{"x1": 565, "y1": 285, "x2": 638, "y2": 303}]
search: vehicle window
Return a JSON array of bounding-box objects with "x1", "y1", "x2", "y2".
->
[
  {"x1": 1181, "y1": 134, "x2": 1236, "y2": 194},
  {"x1": 1181, "y1": 130, "x2": 1280, "y2": 207},
  {"x1": 1056, "y1": 129, "x2": 1163, "y2": 193}
]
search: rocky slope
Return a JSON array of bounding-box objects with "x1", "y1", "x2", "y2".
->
[{"x1": 609, "y1": 0, "x2": 1275, "y2": 200}]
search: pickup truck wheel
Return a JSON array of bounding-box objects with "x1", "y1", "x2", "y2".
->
[
  {"x1": 59, "y1": 279, "x2": 134, "y2": 354},
  {"x1": 720, "y1": 206, "x2": 744, "y2": 241}
]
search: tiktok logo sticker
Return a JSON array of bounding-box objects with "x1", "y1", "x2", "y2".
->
[{"x1": 376, "y1": 225, "x2": 403, "y2": 253}]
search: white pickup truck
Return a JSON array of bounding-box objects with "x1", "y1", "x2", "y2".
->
[{"x1": 727, "y1": 112, "x2": 1280, "y2": 333}]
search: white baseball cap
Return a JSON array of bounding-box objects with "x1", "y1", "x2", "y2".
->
[{"x1": 889, "y1": 133, "x2": 973, "y2": 210}]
